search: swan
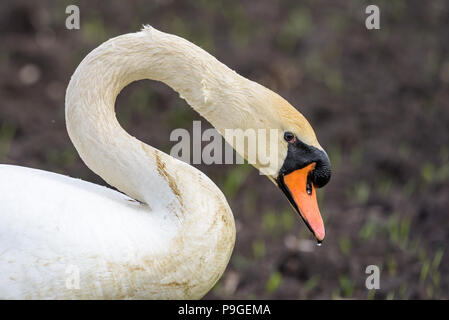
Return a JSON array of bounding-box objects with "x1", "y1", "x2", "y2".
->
[{"x1": 0, "y1": 26, "x2": 331, "y2": 299}]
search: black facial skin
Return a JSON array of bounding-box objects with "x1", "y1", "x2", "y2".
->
[
  {"x1": 277, "y1": 138, "x2": 331, "y2": 188},
  {"x1": 275, "y1": 137, "x2": 332, "y2": 242}
]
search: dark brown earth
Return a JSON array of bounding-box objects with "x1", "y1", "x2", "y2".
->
[{"x1": 0, "y1": 0, "x2": 448, "y2": 299}]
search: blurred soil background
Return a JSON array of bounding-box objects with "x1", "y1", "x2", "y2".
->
[{"x1": 0, "y1": 0, "x2": 448, "y2": 299}]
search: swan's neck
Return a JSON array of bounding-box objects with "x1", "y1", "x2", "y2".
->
[
  {"x1": 65, "y1": 29, "x2": 240, "y2": 297},
  {"x1": 65, "y1": 27, "x2": 269, "y2": 208}
]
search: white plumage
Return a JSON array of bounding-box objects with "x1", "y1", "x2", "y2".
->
[{"x1": 0, "y1": 26, "x2": 323, "y2": 299}]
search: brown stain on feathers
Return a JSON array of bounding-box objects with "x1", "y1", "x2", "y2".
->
[
  {"x1": 123, "y1": 144, "x2": 236, "y2": 299},
  {"x1": 154, "y1": 151, "x2": 183, "y2": 206}
]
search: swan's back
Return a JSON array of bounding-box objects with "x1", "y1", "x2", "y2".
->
[{"x1": 0, "y1": 164, "x2": 235, "y2": 299}]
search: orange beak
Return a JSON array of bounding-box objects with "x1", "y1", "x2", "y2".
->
[{"x1": 281, "y1": 162, "x2": 325, "y2": 242}]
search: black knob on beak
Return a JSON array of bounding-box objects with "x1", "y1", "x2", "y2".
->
[
  {"x1": 279, "y1": 139, "x2": 332, "y2": 188},
  {"x1": 312, "y1": 151, "x2": 331, "y2": 188}
]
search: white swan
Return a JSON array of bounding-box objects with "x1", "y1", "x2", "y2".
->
[{"x1": 0, "y1": 26, "x2": 331, "y2": 299}]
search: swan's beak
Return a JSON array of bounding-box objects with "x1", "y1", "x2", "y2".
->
[{"x1": 278, "y1": 162, "x2": 325, "y2": 242}]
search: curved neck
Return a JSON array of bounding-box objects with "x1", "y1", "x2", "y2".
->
[{"x1": 65, "y1": 27, "x2": 265, "y2": 208}]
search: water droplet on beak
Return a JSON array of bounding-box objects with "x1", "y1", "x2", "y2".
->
[{"x1": 306, "y1": 180, "x2": 314, "y2": 195}]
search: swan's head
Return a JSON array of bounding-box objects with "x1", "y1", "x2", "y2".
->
[{"x1": 255, "y1": 92, "x2": 331, "y2": 243}]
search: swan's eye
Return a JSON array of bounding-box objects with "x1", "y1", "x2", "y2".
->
[{"x1": 284, "y1": 131, "x2": 295, "y2": 143}]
